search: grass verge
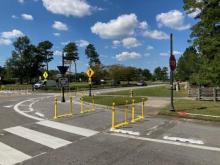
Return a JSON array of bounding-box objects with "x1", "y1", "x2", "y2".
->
[
  {"x1": 102, "y1": 86, "x2": 187, "y2": 97},
  {"x1": 160, "y1": 99, "x2": 220, "y2": 122},
  {"x1": 83, "y1": 96, "x2": 147, "y2": 106}
]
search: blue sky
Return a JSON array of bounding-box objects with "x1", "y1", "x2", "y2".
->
[{"x1": 0, "y1": 0, "x2": 198, "y2": 72}]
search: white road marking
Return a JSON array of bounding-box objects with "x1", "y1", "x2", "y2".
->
[
  {"x1": 35, "y1": 112, "x2": 45, "y2": 118},
  {"x1": 163, "y1": 136, "x2": 204, "y2": 145},
  {"x1": 111, "y1": 133, "x2": 220, "y2": 152},
  {"x1": 4, "y1": 126, "x2": 71, "y2": 149},
  {"x1": 110, "y1": 128, "x2": 140, "y2": 136},
  {"x1": 37, "y1": 120, "x2": 99, "y2": 137},
  {"x1": 0, "y1": 141, "x2": 31, "y2": 165},
  {"x1": 3, "y1": 105, "x2": 14, "y2": 108},
  {"x1": 188, "y1": 113, "x2": 220, "y2": 118},
  {"x1": 146, "y1": 125, "x2": 159, "y2": 136}
]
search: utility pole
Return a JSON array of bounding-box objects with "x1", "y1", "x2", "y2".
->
[{"x1": 169, "y1": 33, "x2": 176, "y2": 112}]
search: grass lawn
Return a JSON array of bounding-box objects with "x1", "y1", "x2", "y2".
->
[
  {"x1": 102, "y1": 86, "x2": 187, "y2": 97},
  {"x1": 160, "y1": 99, "x2": 220, "y2": 122},
  {"x1": 83, "y1": 96, "x2": 147, "y2": 106}
]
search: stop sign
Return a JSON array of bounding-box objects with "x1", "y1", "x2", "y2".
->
[{"x1": 169, "y1": 54, "x2": 176, "y2": 71}]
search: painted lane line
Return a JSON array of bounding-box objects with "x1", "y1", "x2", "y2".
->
[
  {"x1": 146, "y1": 125, "x2": 159, "y2": 136},
  {"x1": 188, "y1": 113, "x2": 220, "y2": 118},
  {"x1": 35, "y1": 112, "x2": 45, "y2": 118},
  {"x1": 3, "y1": 105, "x2": 14, "y2": 108},
  {"x1": 0, "y1": 141, "x2": 31, "y2": 165},
  {"x1": 110, "y1": 128, "x2": 140, "y2": 136},
  {"x1": 4, "y1": 126, "x2": 71, "y2": 149},
  {"x1": 110, "y1": 133, "x2": 220, "y2": 152},
  {"x1": 14, "y1": 98, "x2": 45, "y2": 121},
  {"x1": 163, "y1": 136, "x2": 204, "y2": 145},
  {"x1": 37, "y1": 120, "x2": 99, "y2": 137}
]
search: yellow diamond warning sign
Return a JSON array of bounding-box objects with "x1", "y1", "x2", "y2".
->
[
  {"x1": 43, "y1": 71, "x2": 48, "y2": 80},
  {"x1": 86, "y1": 68, "x2": 95, "y2": 78}
]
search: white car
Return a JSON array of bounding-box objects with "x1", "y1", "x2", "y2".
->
[{"x1": 33, "y1": 81, "x2": 46, "y2": 89}]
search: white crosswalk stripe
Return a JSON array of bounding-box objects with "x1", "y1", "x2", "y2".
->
[
  {"x1": 0, "y1": 142, "x2": 31, "y2": 165},
  {"x1": 4, "y1": 126, "x2": 72, "y2": 149},
  {"x1": 37, "y1": 120, "x2": 99, "y2": 137}
]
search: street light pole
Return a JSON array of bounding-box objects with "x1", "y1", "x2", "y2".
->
[
  {"x1": 170, "y1": 33, "x2": 175, "y2": 112},
  {"x1": 61, "y1": 52, "x2": 65, "y2": 102}
]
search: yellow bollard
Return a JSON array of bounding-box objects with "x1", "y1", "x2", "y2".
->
[
  {"x1": 125, "y1": 100, "x2": 128, "y2": 124},
  {"x1": 54, "y1": 97, "x2": 58, "y2": 119},
  {"x1": 80, "y1": 97, "x2": 84, "y2": 113},
  {"x1": 70, "y1": 96, "x2": 73, "y2": 115},
  {"x1": 112, "y1": 102, "x2": 116, "y2": 129},
  {"x1": 131, "y1": 99, "x2": 135, "y2": 123},
  {"x1": 141, "y1": 98, "x2": 145, "y2": 119}
]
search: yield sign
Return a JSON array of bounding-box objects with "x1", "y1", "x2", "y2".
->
[
  {"x1": 43, "y1": 71, "x2": 48, "y2": 79},
  {"x1": 86, "y1": 68, "x2": 95, "y2": 78}
]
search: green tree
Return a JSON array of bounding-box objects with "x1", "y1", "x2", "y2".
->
[
  {"x1": 176, "y1": 47, "x2": 199, "y2": 82},
  {"x1": 85, "y1": 44, "x2": 101, "y2": 67},
  {"x1": 183, "y1": 0, "x2": 220, "y2": 85},
  {"x1": 142, "y1": 69, "x2": 152, "y2": 81},
  {"x1": 153, "y1": 67, "x2": 162, "y2": 81},
  {"x1": 63, "y1": 42, "x2": 79, "y2": 82},
  {"x1": 37, "y1": 41, "x2": 53, "y2": 71}
]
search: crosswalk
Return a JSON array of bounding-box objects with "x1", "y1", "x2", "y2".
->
[{"x1": 0, "y1": 120, "x2": 99, "y2": 165}]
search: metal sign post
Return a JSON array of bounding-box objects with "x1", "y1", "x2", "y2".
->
[
  {"x1": 169, "y1": 33, "x2": 176, "y2": 112},
  {"x1": 86, "y1": 68, "x2": 95, "y2": 97}
]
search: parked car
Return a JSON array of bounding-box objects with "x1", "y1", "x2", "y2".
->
[
  {"x1": 33, "y1": 80, "x2": 46, "y2": 89},
  {"x1": 136, "y1": 80, "x2": 147, "y2": 86}
]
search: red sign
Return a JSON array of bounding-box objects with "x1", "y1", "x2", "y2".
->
[{"x1": 169, "y1": 54, "x2": 176, "y2": 71}]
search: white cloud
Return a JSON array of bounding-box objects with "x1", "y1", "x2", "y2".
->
[
  {"x1": 113, "y1": 40, "x2": 121, "y2": 46},
  {"x1": 146, "y1": 45, "x2": 154, "y2": 50},
  {"x1": 160, "y1": 52, "x2": 169, "y2": 56},
  {"x1": 121, "y1": 37, "x2": 141, "y2": 48},
  {"x1": 54, "y1": 50, "x2": 62, "y2": 56},
  {"x1": 116, "y1": 51, "x2": 141, "y2": 61},
  {"x1": 42, "y1": 0, "x2": 92, "y2": 17},
  {"x1": 61, "y1": 41, "x2": 70, "y2": 45},
  {"x1": 1, "y1": 29, "x2": 24, "y2": 39},
  {"x1": 144, "y1": 53, "x2": 151, "y2": 57},
  {"x1": 53, "y1": 33, "x2": 60, "y2": 37},
  {"x1": 173, "y1": 50, "x2": 182, "y2": 55},
  {"x1": 77, "y1": 40, "x2": 89, "y2": 47},
  {"x1": 12, "y1": 15, "x2": 19, "y2": 19},
  {"x1": 139, "y1": 21, "x2": 148, "y2": 30},
  {"x1": 156, "y1": 10, "x2": 190, "y2": 30},
  {"x1": 52, "y1": 21, "x2": 68, "y2": 31},
  {"x1": 91, "y1": 13, "x2": 138, "y2": 39},
  {"x1": 18, "y1": 0, "x2": 24, "y2": 3},
  {"x1": 0, "y1": 29, "x2": 24, "y2": 46},
  {"x1": 21, "y1": 13, "x2": 34, "y2": 21},
  {"x1": 187, "y1": 8, "x2": 201, "y2": 18},
  {"x1": 143, "y1": 30, "x2": 169, "y2": 40}
]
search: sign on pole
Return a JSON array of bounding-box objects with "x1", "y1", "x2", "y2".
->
[
  {"x1": 43, "y1": 71, "x2": 48, "y2": 80},
  {"x1": 169, "y1": 54, "x2": 176, "y2": 71},
  {"x1": 86, "y1": 68, "x2": 95, "y2": 78},
  {"x1": 58, "y1": 77, "x2": 69, "y2": 87}
]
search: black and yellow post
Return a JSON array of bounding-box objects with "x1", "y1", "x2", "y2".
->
[
  {"x1": 80, "y1": 96, "x2": 96, "y2": 114},
  {"x1": 131, "y1": 99, "x2": 144, "y2": 123},
  {"x1": 130, "y1": 89, "x2": 134, "y2": 97},
  {"x1": 89, "y1": 77, "x2": 92, "y2": 97}
]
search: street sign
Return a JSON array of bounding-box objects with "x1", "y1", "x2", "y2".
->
[
  {"x1": 169, "y1": 54, "x2": 176, "y2": 71},
  {"x1": 43, "y1": 71, "x2": 48, "y2": 80},
  {"x1": 58, "y1": 77, "x2": 69, "y2": 87},
  {"x1": 57, "y1": 66, "x2": 69, "y2": 75},
  {"x1": 86, "y1": 68, "x2": 95, "y2": 78}
]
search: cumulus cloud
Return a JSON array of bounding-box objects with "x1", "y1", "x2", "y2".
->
[
  {"x1": 12, "y1": 15, "x2": 19, "y2": 19},
  {"x1": 91, "y1": 13, "x2": 138, "y2": 39},
  {"x1": 77, "y1": 40, "x2": 89, "y2": 47},
  {"x1": 139, "y1": 21, "x2": 148, "y2": 30},
  {"x1": 116, "y1": 51, "x2": 141, "y2": 61},
  {"x1": 143, "y1": 30, "x2": 169, "y2": 40},
  {"x1": 160, "y1": 52, "x2": 169, "y2": 56},
  {"x1": 146, "y1": 45, "x2": 154, "y2": 50},
  {"x1": 0, "y1": 29, "x2": 24, "y2": 46},
  {"x1": 53, "y1": 33, "x2": 60, "y2": 37},
  {"x1": 21, "y1": 13, "x2": 34, "y2": 21},
  {"x1": 54, "y1": 50, "x2": 62, "y2": 56},
  {"x1": 121, "y1": 37, "x2": 141, "y2": 48},
  {"x1": 160, "y1": 50, "x2": 182, "y2": 56},
  {"x1": 18, "y1": 0, "x2": 24, "y2": 3},
  {"x1": 52, "y1": 21, "x2": 68, "y2": 31},
  {"x1": 187, "y1": 8, "x2": 201, "y2": 18},
  {"x1": 42, "y1": 0, "x2": 92, "y2": 17},
  {"x1": 156, "y1": 10, "x2": 190, "y2": 30}
]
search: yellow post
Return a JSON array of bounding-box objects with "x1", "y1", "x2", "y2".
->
[
  {"x1": 92, "y1": 96, "x2": 96, "y2": 111},
  {"x1": 54, "y1": 97, "x2": 58, "y2": 119},
  {"x1": 70, "y1": 96, "x2": 73, "y2": 115},
  {"x1": 80, "y1": 97, "x2": 84, "y2": 113},
  {"x1": 131, "y1": 99, "x2": 135, "y2": 123},
  {"x1": 112, "y1": 102, "x2": 116, "y2": 129},
  {"x1": 125, "y1": 100, "x2": 128, "y2": 124},
  {"x1": 142, "y1": 98, "x2": 145, "y2": 119}
]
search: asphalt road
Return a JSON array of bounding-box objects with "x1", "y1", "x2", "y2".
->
[{"x1": 0, "y1": 87, "x2": 220, "y2": 165}]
